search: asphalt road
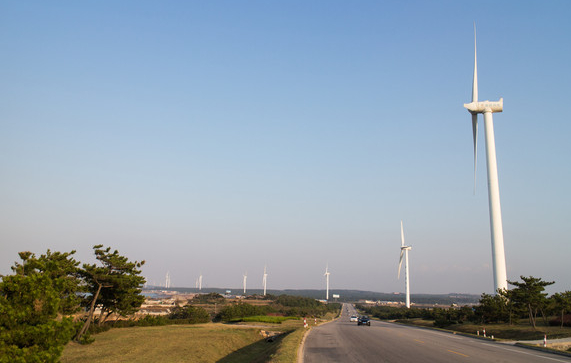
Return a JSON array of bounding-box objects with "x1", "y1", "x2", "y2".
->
[{"x1": 302, "y1": 303, "x2": 571, "y2": 363}]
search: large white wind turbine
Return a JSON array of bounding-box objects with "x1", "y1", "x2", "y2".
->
[
  {"x1": 243, "y1": 272, "x2": 247, "y2": 295},
  {"x1": 262, "y1": 265, "x2": 268, "y2": 296},
  {"x1": 463, "y1": 25, "x2": 508, "y2": 293},
  {"x1": 324, "y1": 264, "x2": 331, "y2": 301},
  {"x1": 398, "y1": 221, "x2": 412, "y2": 308},
  {"x1": 198, "y1": 273, "x2": 203, "y2": 291}
]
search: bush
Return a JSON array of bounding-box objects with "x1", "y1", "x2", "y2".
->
[
  {"x1": 218, "y1": 303, "x2": 274, "y2": 322},
  {"x1": 168, "y1": 305, "x2": 210, "y2": 324}
]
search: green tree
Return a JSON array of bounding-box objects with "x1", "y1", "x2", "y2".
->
[
  {"x1": 474, "y1": 293, "x2": 509, "y2": 323},
  {"x1": 550, "y1": 291, "x2": 571, "y2": 328},
  {"x1": 508, "y1": 276, "x2": 554, "y2": 329},
  {"x1": 75, "y1": 245, "x2": 145, "y2": 341},
  {"x1": 497, "y1": 288, "x2": 523, "y2": 325},
  {"x1": 0, "y1": 251, "x2": 80, "y2": 362},
  {"x1": 11, "y1": 250, "x2": 83, "y2": 314}
]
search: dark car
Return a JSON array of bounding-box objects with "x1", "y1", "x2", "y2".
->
[{"x1": 357, "y1": 315, "x2": 371, "y2": 326}]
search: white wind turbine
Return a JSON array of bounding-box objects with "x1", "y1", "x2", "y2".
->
[
  {"x1": 324, "y1": 264, "x2": 331, "y2": 301},
  {"x1": 398, "y1": 221, "x2": 412, "y2": 308},
  {"x1": 463, "y1": 25, "x2": 508, "y2": 293},
  {"x1": 198, "y1": 273, "x2": 203, "y2": 291},
  {"x1": 243, "y1": 272, "x2": 247, "y2": 295},
  {"x1": 165, "y1": 271, "x2": 171, "y2": 289},
  {"x1": 262, "y1": 265, "x2": 268, "y2": 296}
]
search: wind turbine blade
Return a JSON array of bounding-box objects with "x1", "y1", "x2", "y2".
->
[
  {"x1": 472, "y1": 23, "x2": 478, "y2": 103},
  {"x1": 398, "y1": 250, "x2": 404, "y2": 279},
  {"x1": 400, "y1": 220, "x2": 405, "y2": 247},
  {"x1": 472, "y1": 113, "x2": 478, "y2": 193}
]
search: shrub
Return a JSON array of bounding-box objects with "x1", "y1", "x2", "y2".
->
[
  {"x1": 168, "y1": 305, "x2": 210, "y2": 324},
  {"x1": 218, "y1": 303, "x2": 274, "y2": 322}
]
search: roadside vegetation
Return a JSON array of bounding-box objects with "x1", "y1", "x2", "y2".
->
[
  {"x1": 0, "y1": 246, "x2": 340, "y2": 361},
  {"x1": 62, "y1": 324, "x2": 280, "y2": 363},
  {"x1": 0, "y1": 246, "x2": 146, "y2": 362},
  {"x1": 359, "y1": 276, "x2": 571, "y2": 350},
  {"x1": 60, "y1": 305, "x2": 339, "y2": 362}
]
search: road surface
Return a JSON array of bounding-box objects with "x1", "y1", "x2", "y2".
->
[{"x1": 302, "y1": 303, "x2": 571, "y2": 363}]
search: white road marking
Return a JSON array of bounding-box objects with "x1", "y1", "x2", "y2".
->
[{"x1": 481, "y1": 343, "x2": 571, "y2": 362}]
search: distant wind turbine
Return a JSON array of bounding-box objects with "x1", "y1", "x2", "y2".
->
[
  {"x1": 198, "y1": 273, "x2": 203, "y2": 291},
  {"x1": 243, "y1": 272, "x2": 247, "y2": 295},
  {"x1": 262, "y1": 265, "x2": 268, "y2": 296},
  {"x1": 324, "y1": 264, "x2": 331, "y2": 301},
  {"x1": 463, "y1": 25, "x2": 508, "y2": 293},
  {"x1": 165, "y1": 271, "x2": 171, "y2": 289},
  {"x1": 398, "y1": 221, "x2": 412, "y2": 308}
]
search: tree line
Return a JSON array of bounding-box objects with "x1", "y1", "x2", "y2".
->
[
  {"x1": 216, "y1": 294, "x2": 340, "y2": 322},
  {"x1": 359, "y1": 276, "x2": 571, "y2": 329}
]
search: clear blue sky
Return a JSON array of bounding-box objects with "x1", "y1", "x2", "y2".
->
[{"x1": 1, "y1": 1, "x2": 570, "y2": 295}]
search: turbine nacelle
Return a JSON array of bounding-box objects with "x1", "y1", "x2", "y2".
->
[{"x1": 464, "y1": 98, "x2": 503, "y2": 114}]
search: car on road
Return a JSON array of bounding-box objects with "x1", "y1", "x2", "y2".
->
[
  {"x1": 350, "y1": 315, "x2": 358, "y2": 322},
  {"x1": 357, "y1": 315, "x2": 371, "y2": 326}
]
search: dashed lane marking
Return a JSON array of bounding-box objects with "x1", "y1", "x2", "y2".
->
[{"x1": 447, "y1": 349, "x2": 469, "y2": 357}]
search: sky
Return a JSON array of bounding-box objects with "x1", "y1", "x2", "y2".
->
[{"x1": 1, "y1": 1, "x2": 570, "y2": 295}]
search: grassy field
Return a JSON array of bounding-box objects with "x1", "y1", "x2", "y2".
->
[
  {"x1": 61, "y1": 314, "x2": 329, "y2": 363},
  {"x1": 62, "y1": 306, "x2": 338, "y2": 363},
  {"x1": 62, "y1": 324, "x2": 286, "y2": 363}
]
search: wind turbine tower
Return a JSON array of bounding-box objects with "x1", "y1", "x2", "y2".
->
[
  {"x1": 243, "y1": 272, "x2": 247, "y2": 295},
  {"x1": 165, "y1": 271, "x2": 171, "y2": 289},
  {"x1": 398, "y1": 221, "x2": 412, "y2": 308},
  {"x1": 198, "y1": 273, "x2": 203, "y2": 291},
  {"x1": 463, "y1": 25, "x2": 508, "y2": 293},
  {"x1": 324, "y1": 264, "x2": 331, "y2": 301},
  {"x1": 262, "y1": 265, "x2": 268, "y2": 296}
]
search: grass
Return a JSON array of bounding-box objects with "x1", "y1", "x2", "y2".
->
[
  {"x1": 62, "y1": 324, "x2": 279, "y2": 363},
  {"x1": 272, "y1": 328, "x2": 306, "y2": 363},
  {"x1": 62, "y1": 309, "x2": 340, "y2": 363},
  {"x1": 61, "y1": 317, "x2": 322, "y2": 363}
]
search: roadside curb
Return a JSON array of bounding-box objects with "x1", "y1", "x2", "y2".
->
[{"x1": 297, "y1": 314, "x2": 341, "y2": 363}]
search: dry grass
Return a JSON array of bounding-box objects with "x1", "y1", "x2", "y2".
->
[
  {"x1": 62, "y1": 309, "x2": 339, "y2": 363},
  {"x1": 544, "y1": 342, "x2": 571, "y2": 352},
  {"x1": 62, "y1": 324, "x2": 272, "y2": 363}
]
